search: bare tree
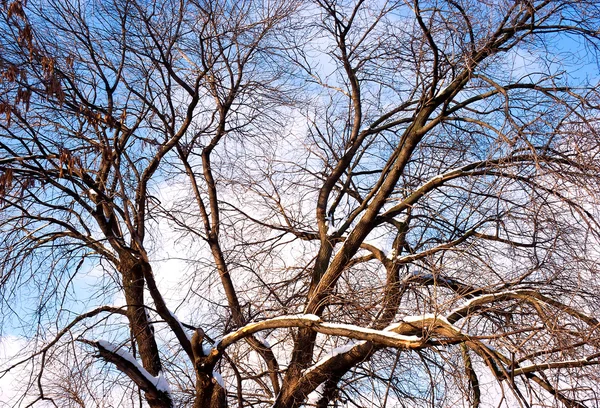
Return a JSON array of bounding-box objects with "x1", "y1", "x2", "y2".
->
[{"x1": 2, "y1": 0, "x2": 600, "y2": 407}]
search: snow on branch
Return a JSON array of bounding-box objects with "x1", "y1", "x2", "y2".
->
[
  {"x1": 306, "y1": 382, "x2": 326, "y2": 405},
  {"x1": 81, "y1": 339, "x2": 172, "y2": 404},
  {"x1": 212, "y1": 312, "x2": 479, "y2": 370},
  {"x1": 215, "y1": 314, "x2": 424, "y2": 354}
]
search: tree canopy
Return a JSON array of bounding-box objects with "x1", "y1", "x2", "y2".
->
[{"x1": 2, "y1": 0, "x2": 600, "y2": 407}]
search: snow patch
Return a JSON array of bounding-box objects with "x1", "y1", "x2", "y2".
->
[
  {"x1": 96, "y1": 340, "x2": 171, "y2": 395},
  {"x1": 155, "y1": 372, "x2": 171, "y2": 393},
  {"x1": 271, "y1": 314, "x2": 321, "y2": 322},
  {"x1": 320, "y1": 322, "x2": 421, "y2": 342},
  {"x1": 401, "y1": 314, "x2": 461, "y2": 333},
  {"x1": 384, "y1": 322, "x2": 403, "y2": 331},
  {"x1": 402, "y1": 313, "x2": 438, "y2": 323},
  {"x1": 448, "y1": 290, "x2": 523, "y2": 317},
  {"x1": 306, "y1": 382, "x2": 326, "y2": 405}
]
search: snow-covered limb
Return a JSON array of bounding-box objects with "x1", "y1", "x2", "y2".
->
[
  {"x1": 216, "y1": 314, "x2": 424, "y2": 354},
  {"x1": 82, "y1": 339, "x2": 172, "y2": 405},
  {"x1": 215, "y1": 314, "x2": 318, "y2": 348},
  {"x1": 447, "y1": 290, "x2": 522, "y2": 322},
  {"x1": 215, "y1": 312, "x2": 484, "y2": 359},
  {"x1": 209, "y1": 312, "x2": 476, "y2": 396},
  {"x1": 319, "y1": 322, "x2": 421, "y2": 343}
]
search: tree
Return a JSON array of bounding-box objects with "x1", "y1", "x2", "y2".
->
[{"x1": 1, "y1": 0, "x2": 600, "y2": 406}]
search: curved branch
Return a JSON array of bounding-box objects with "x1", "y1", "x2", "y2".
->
[
  {"x1": 447, "y1": 289, "x2": 600, "y2": 327},
  {"x1": 81, "y1": 339, "x2": 172, "y2": 407}
]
